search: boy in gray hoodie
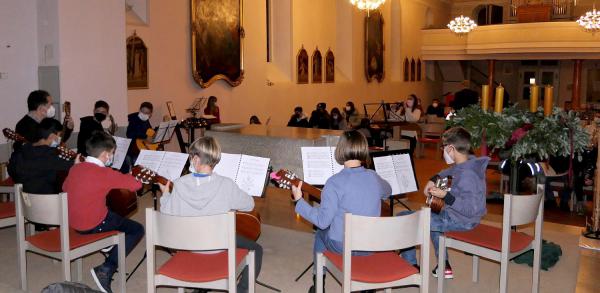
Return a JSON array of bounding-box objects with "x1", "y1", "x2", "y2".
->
[{"x1": 401, "y1": 127, "x2": 489, "y2": 279}]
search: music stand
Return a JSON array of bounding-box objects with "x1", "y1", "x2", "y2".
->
[{"x1": 369, "y1": 148, "x2": 419, "y2": 215}]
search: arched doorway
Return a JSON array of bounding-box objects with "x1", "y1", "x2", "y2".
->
[{"x1": 475, "y1": 4, "x2": 503, "y2": 25}]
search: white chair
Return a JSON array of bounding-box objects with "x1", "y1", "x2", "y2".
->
[
  {"x1": 316, "y1": 208, "x2": 431, "y2": 293},
  {"x1": 438, "y1": 185, "x2": 544, "y2": 293},
  {"x1": 15, "y1": 184, "x2": 126, "y2": 292},
  {"x1": 146, "y1": 209, "x2": 255, "y2": 293}
]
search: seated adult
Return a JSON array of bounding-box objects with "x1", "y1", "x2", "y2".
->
[
  {"x1": 204, "y1": 96, "x2": 221, "y2": 124},
  {"x1": 330, "y1": 107, "x2": 347, "y2": 130},
  {"x1": 344, "y1": 101, "x2": 362, "y2": 128},
  {"x1": 78, "y1": 100, "x2": 110, "y2": 156},
  {"x1": 309, "y1": 102, "x2": 331, "y2": 129},
  {"x1": 287, "y1": 106, "x2": 309, "y2": 128},
  {"x1": 426, "y1": 98, "x2": 445, "y2": 117},
  {"x1": 15, "y1": 90, "x2": 73, "y2": 149}
]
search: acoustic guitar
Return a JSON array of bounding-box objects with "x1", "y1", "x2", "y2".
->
[
  {"x1": 131, "y1": 165, "x2": 263, "y2": 241},
  {"x1": 135, "y1": 128, "x2": 160, "y2": 151},
  {"x1": 269, "y1": 169, "x2": 323, "y2": 200},
  {"x1": 3, "y1": 128, "x2": 25, "y2": 143},
  {"x1": 426, "y1": 176, "x2": 451, "y2": 214}
]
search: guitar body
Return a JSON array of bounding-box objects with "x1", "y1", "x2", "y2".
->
[
  {"x1": 236, "y1": 210, "x2": 262, "y2": 241},
  {"x1": 106, "y1": 189, "x2": 138, "y2": 217},
  {"x1": 427, "y1": 176, "x2": 452, "y2": 214},
  {"x1": 136, "y1": 128, "x2": 160, "y2": 151}
]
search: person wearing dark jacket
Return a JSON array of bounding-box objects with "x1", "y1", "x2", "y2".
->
[
  {"x1": 15, "y1": 90, "x2": 73, "y2": 149},
  {"x1": 287, "y1": 106, "x2": 310, "y2": 128},
  {"x1": 308, "y1": 102, "x2": 331, "y2": 129},
  {"x1": 426, "y1": 98, "x2": 445, "y2": 117},
  {"x1": 123, "y1": 102, "x2": 153, "y2": 172},
  {"x1": 8, "y1": 118, "x2": 80, "y2": 194},
  {"x1": 78, "y1": 100, "x2": 110, "y2": 156},
  {"x1": 400, "y1": 127, "x2": 489, "y2": 279}
]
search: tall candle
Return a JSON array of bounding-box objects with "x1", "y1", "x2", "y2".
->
[
  {"x1": 481, "y1": 85, "x2": 490, "y2": 111},
  {"x1": 544, "y1": 85, "x2": 554, "y2": 116},
  {"x1": 494, "y1": 84, "x2": 504, "y2": 113},
  {"x1": 530, "y1": 84, "x2": 539, "y2": 112}
]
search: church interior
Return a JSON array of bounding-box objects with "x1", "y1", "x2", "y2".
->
[{"x1": 1, "y1": 0, "x2": 600, "y2": 292}]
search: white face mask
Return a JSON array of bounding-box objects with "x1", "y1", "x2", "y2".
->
[
  {"x1": 46, "y1": 105, "x2": 56, "y2": 118},
  {"x1": 443, "y1": 147, "x2": 455, "y2": 165},
  {"x1": 138, "y1": 112, "x2": 150, "y2": 121},
  {"x1": 50, "y1": 136, "x2": 61, "y2": 148},
  {"x1": 188, "y1": 163, "x2": 196, "y2": 174},
  {"x1": 432, "y1": 103, "x2": 439, "y2": 107},
  {"x1": 332, "y1": 114, "x2": 339, "y2": 119},
  {"x1": 345, "y1": 106, "x2": 351, "y2": 112}
]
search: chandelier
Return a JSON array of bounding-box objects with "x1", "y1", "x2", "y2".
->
[
  {"x1": 447, "y1": 15, "x2": 477, "y2": 35},
  {"x1": 350, "y1": 0, "x2": 385, "y2": 12},
  {"x1": 577, "y1": 8, "x2": 600, "y2": 33}
]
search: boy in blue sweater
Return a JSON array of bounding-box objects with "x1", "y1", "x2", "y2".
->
[{"x1": 402, "y1": 127, "x2": 489, "y2": 279}]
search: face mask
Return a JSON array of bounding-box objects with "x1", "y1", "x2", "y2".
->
[
  {"x1": 432, "y1": 103, "x2": 439, "y2": 108},
  {"x1": 443, "y1": 147, "x2": 455, "y2": 165},
  {"x1": 105, "y1": 155, "x2": 114, "y2": 167},
  {"x1": 50, "y1": 136, "x2": 61, "y2": 148},
  {"x1": 332, "y1": 114, "x2": 339, "y2": 119},
  {"x1": 94, "y1": 113, "x2": 107, "y2": 122},
  {"x1": 188, "y1": 163, "x2": 196, "y2": 174},
  {"x1": 138, "y1": 112, "x2": 150, "y2": 121},
  {"x1": 46, "y1": 105, "x2": 56, "y2": 118},
  {"x1": 345, "y1": 106, "x2": 351, "y2": 112},
  {"x1": 406, "y1": 100, "x2": 414, "y2": 108}
]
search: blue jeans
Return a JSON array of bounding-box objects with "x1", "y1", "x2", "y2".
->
[
  {"x1": 399, "y1": 209, "x2": 476, "y2": 265},
  {"x1": 78, "y1": 210, "x2": 145, "y2": 271}
]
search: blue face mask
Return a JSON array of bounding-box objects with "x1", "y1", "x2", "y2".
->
[
  {"x1": 105, "y1": 155, "x2": 114, "y2": 167},
  {"x1": 50, "y1": 136, "x2": 61, "y2": 148}
]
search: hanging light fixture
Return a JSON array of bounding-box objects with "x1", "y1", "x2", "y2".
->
[
  {"x1": 448, "y1": 15, "x2": 477, "y2": 35},
  {"x1": 350, "y1": 0, "x2": 386, "y2": 12},
  {"x1": 577, "y1": 6, "x2": 600, "y2": 33}
]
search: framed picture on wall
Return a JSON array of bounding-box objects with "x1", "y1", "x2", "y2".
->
[
  {"x1": 312, "y1": 48, "x2": 323, "y2": 83},
  {"x1": 297, "y1": 46, "x2": 309, "y2": 84},
  {"x1": 325, "y1": 49, "x2": 335, "y2": 83},
  {"x1": 191, "y1": 0, "x2": 244, "y2": 88},
  {"x1": 127, "y1": 31, "x2": 148, "y2": 89},
  {"x1": 365, "y1": 10, "x2": 384, "y2": 83}
]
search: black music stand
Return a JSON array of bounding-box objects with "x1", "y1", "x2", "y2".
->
[{"x1": 369, "y1": 149, "x2": 419, "y2": 216}]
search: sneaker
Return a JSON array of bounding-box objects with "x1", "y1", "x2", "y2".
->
[
  {"x1": 101, "y1": 245, "x2": 114, "y2": 253},
  {"x1": 432, "y1": 262, "x2": 454, "y2": 279},
  {"x1": 91, "y1": 265, "x2": 114, "y2": 293}
]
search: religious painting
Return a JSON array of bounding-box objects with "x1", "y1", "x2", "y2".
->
[
  {"x1": 297, "y1": 46, "x2": 309, "y2": 84},
  {"x1": 410, "y1": 58, "x2": 416, "y2": 82},
  {"x1": 312, "y1": 48, "x2": 323, "y2": 83},
  {"x1": 191, "y1": 0, "x2": 244, "y2": 88},
  {"x1": 365, "y1": 10, "x2": 384, "y2": 83},
  {"x1": 325, "y1": 49, "x2": 335, "y2": 83},
  {"x1": 127, "y1": 31, "x2": 148, "y2": 89}
]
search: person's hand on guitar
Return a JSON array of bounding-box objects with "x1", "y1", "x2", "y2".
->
[
  {"x1": 429, "y1": 187, "x2": 447, "y2": 199},
  {"x1": 157, "y1": 181, "x2": 172, "y2": 194},
  {"x1": 74, "y1": 154, "x2": 82, "y2": 164},
  {"x1": 291, "y1": 181, "x2": 304, "y2": 201},
  {"x1": 423, "y1": 180, "x2": 435, "y2": 197},
  {"x1": 64, "y1": 116, "x2": 74, "y2": 130}
]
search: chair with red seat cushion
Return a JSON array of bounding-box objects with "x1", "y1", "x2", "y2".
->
[
  {"x1": 316, "y1": 208, "x2": 431, "y2": 293},
  {"x1": 417, "y1": 123, "x2": 445, "y2": 159},
  {"x1": 145, "y1": 209, "x2": 255, "y2": 293},
  {"x1": 437, "y1": 185, "x2": 544, "y2": 293},
  {"x1": 15, "y1": 184, "x2": 126, "y2": 292},
  {"x1": 0, "y1": 176, "x2": 15, "y2": 201}
]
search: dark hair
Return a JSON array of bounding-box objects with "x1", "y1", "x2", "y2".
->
[
  {"x1": 331, "y1": 107, "x2": 342, "y2": 122},
  {"x1": 334, "y1": 130, "x2": 369, "y2": 165},
  {"x1": 407, "y1": 94, "x2": 419, "y2": 113},
  {"x1": 139, "y1": 102, "x2": 153, "y2": 112},
  {"x1": 94, "y1": 100, "x2": 109, "y2": 111},
  {"x1": 35, "y1": 118, "x2": 63, "y2": 142},
  {"x1": 294, "y1": 106, "x2": 303, "y2": 113},
  {"x1": 317, "y1": 102, "x2": 326, "y2": 110},
  {"x1": 442, "y1": 127, "x2": 472, "y2": 154},
  {"x1": 86, "y1": 131, "x2": 116, "y2": 158},
  {"x1": 346, "y1": 101, "x2": 355, "y2": 111},
  {"x1": 249, "y1": 115, "x2": 261, "y2": 124},
  {"x1": 27, "y1": 90, "x2": 51, "y2": 111}
]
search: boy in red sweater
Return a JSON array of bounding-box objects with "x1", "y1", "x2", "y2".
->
[{"x1": 63, "y1": 131, "x2": 143, "y2": 293}]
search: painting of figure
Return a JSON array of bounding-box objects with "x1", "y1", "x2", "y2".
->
[
  {"x1": 325, "y1": 49, "x2": 335, "y2": 83},
  {"x1": 127, "y1": 32, "x2": 148, "y2": 89},
  {"x1": 365, "y1": 10, "x2": 384, "y2": 83},
  {"x1": 297, "y1": 46, "x2": 309, "y2": 84},
  {"x1": 312, "y1": 48, "x2": 322, "y2": 83},
  {"x1": 191, "y1": 0, "x2": 244, "y2": 88}
]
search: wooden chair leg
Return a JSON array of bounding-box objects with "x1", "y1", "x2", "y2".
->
[
  {"x1": 63, "y1": 258, "x2": 71, "y2": 282},
  {"x1": 76, "y1": 258, "x2": 83, "y2": 282},
  {"x1": 18, "y1": 249, "x2": 26, "y2": 291},
  {"x1": 118, "y1": 234, "x2": 127, "y2": 293},
  {"x1": 532, "y1": 243, "x2": 541, "y2": 293},
  {"x1": 316, "y1": 253, "x2": 324, "y2": 293},
  {"x1": 500, "y1": 253, "x2": 509, "y2": 293},
  {"x1": 248, "y1": 251, "x2": 255, "y2": 293},
  {"x1": 437, "y1": 236, "x2": 446, "y2": 293},
  {"x1": 472, "y1": 255, "x2": 479, "y2": 283}
]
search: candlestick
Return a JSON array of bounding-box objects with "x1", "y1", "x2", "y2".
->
[
  {"x1": 530, "y1": 84, "x2": 539, "y2": 112},
  {"x1": 544, "y1": 85, "x2": 553, "y2": 116},
  {"x1": 481, "y1": 85, "x2": 490, "y2": 111},
  {"x1": 494, "y1": 84, "x2": 504, "y2": 113}
]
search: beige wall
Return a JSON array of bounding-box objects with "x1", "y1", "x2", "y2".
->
[{"x1": 127, "y1": 0, "x2": 450, "y2": 127}]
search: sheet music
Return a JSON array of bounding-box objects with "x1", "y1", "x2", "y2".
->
[
  {"x1": 135, "y1": 150, "x2": 188, "y2": 181},
  {"x1": 157, "y1": 152, "x2": 189, "y2": 181},
  {"x1": 214, "y1": 153, "x2": 270, "y2": 197},
  {"x1": 214, "y1": 153, "x2": 242, "y2": 180},
  {"x1": 373, "y1": 154, "x2": 417, "y2": 195},
  {"x1": 392, "y1": 154, "x2": 418, "y2": 194},
  {"x1": 301, "y1": 147, "x2": 342, "y2": 185},
  {"x1": 152, "y1": 120, "x2": 178, "y2": 144},
  {"x1": 373, "y1": 156, "x2": 401, "y2": 194},
  {"x1": 112, "y1": 136, "x2": 131, "y2": 170},
  {"x1": 236, "y1": 155, "x2": 270, "y2": 197}
]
